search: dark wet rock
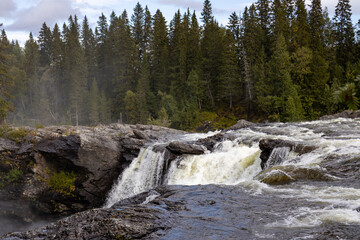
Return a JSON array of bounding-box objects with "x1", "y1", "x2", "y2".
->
[
  {"x1": 355, "y1": 207, "x2": 360, "y2": 212},
  {"x1": 259, "y1": 139, "x2": 317, "y2": 169},
  {"x1": 167, "y1": 141, "x2": 205, "y2": 155},
  {"x1": 2, "y1": 207, "x2": 172, "y2": 240},
  {"x1": 196, "y1": 121, "x2": 215, "y2": 132},
  {"x1": 196, "y1": 133, "x2": 224, "y2": 151},
  {"x1": 320, "y1": 110, "x2": 360, "y2": 120},
  {"x1": 226, "y1": 119, "x2": 254, "y2": 131},
  {"x1": 255, "y1": 165, "x2": 334, "y2": 185}
]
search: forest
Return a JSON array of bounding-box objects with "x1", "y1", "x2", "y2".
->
[{"x1": 0, "y1": 0, "x2": 359, "y2": 130}]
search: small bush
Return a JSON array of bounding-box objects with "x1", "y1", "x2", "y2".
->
[
  {"x1": 7, "y1": 128, "x2": 31, "y2": 142},
  {"x1": 48, "y1": 171, "x2": 76, "y2": 195},
  {"x1": 0, "y1": 125, "x2": 32, "y2": 143},
  {"x1": 6, "y1": 168, "x2": 23, "y2": 183}
]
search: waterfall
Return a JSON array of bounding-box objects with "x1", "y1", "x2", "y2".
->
[
  {"x1": 104, "y1": 139, "x2": 263, "y2": 207},
  {"x1": 104, "y1": 146, "x2": 166, "y2": 207},
  {"x1": 104, "y1": 118, "x2": 360, "y2": 231},
  {"x1": 166, "y1": 140, "x2": 261, "y2": 185}
]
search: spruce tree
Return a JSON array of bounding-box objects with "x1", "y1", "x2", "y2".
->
[
  {"x1": 131, "y1": 2, "x2": 144, "y2": 58},
  {"x1": 333, "y1": 0, "x2": 355, "y2": 69},
  {"x1": 201, "y1": 0, "x2": 213, "y2": 26},
  {"x1": 81, "y1": 16, "x2": 97, "y2": 88},
  {"x1": 219, "y1": 29, "x2": 240, "y2": 110},
  {"x1": 150, "y1": 10, "x2": 169, "y2": 93},
  {"x1": 268, "y1": 33, "x2": 304, "y2": 121},
  {"x1": 38, "y1": 22, "x2": 52, "y2": 66},
  {"x1": 292, "y1": 0, "x2": 310, "y2": 49},
  {"x1": 136, "y1": 54, "x2": 151, "y2": 123},
  {"x1": 0, "y1": 29, "x2": 14, "y2": 122},
  {"x1": 64, "y1": 16, "x2": 88, "y2": 125}
]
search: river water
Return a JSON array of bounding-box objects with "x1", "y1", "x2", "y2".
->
[{"x1": 105, "y1": 118, "x2": 360, "y2": 239}]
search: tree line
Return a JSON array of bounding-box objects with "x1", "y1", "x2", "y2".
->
[{"x1": 0, "y1": 0, "x2": 359, "y2": 130}]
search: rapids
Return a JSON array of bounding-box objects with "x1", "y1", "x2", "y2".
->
[{"x1": 105, "y1": 118, "x2": 360, "y2": 239}]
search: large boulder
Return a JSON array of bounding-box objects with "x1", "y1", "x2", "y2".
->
[
  {"x1": 226, "y1": 119, "x2": 254, "y2": 131},
  {"x1": 259, "y1": 139, "x2": 316, "y2": 169},
  {"x1": 166, "y1": 141, "x2": 205, "y2": 155}
]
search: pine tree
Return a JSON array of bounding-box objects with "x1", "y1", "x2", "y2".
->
[
  {"x1": 124, "y1": 90, "x2": 137, "y2": 123},
  {"x1": 64, "y1": 16, "x2": 88, "y2": 125},
  {"x1": 0, "y1": 29, "x2": 14, "y2": 122},
  {"x1": 268, "y1": 33, "x2": 304, "y2": 121},
  {"x1": 150, "y1": 10, "x2": 169, "y2": 93},
  {"x1": 136, "y1": 54, "x2": 151, "y2": 123},
  {"x1": 292, "y1": 0, "x2": 310, "y2": 49},
  {"x1": 201, "y1": 0, "x2": 213, "y2": 26},
  {"x1": 256, "y1": 0, "x2": 271, "y2": 56},
  {"x1": 89, "y1": 79, "x2": 100, "y2": 125},
  {"x1": 95, "y1": 13, "x2": 109, "y2": 92},
  {"x1": 219, "y1": 29, "x2": 240, "y2": 110},
  {"x1": 81, "y1": 16, "x2": 97, "y2": 88},
  {"x1": 307, "y1": 0, "x2": 330, "y2": 118},
  {"x1": 131, "y1": 2, "x2": 144, "y2": 58},
  {"x1": 24, "y1": 32, "x2": 40, "y2": 120},
  {"x1": 272, "y1": 0, "x2": 291, "y2": 43},
  {"x1": 38, "y1": 22, "x2": 52, "y2": 66},
  {"x1": 333, "y1": 0, "x2": 355, "y2": 68},
  {"x1": 143, "y1": 6, "x2": 152, "y2": 54},
  {"x1": 169, "y1": 10, "x2": 187, "y2": 104}
]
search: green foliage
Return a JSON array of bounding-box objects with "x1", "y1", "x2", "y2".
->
[
  {"x1": 48, "y1": 171, "x2": 76, "y2": 195},
  {"x1": 3, "y1": 0, "x2": 360, "y2": 128},
  {"x1": 148, "y1": 107, "x2": 171, "y2": 127},
  {"x1": 197, "y1": 111, "x2": 237, "y2": 130},
  {"x1": 0, "y1": 168, "x2": 23, "y2": 187},
  {"x1": 6, "y1": 168, "x2": 22, "y2": 183},
  {"x1": 333, "y1": 82, "x2": 359, "y2": 110}
]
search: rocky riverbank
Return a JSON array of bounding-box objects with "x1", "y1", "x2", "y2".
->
[
  {"x1": 1, "y1": 112, "x2": 360, "y2": 238},
  {"x1": 0, "y1": 123, "x2": 184, "y2": 231}
]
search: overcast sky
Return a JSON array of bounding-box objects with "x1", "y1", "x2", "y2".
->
[{"x1": 0, "y1": 0, "x2": 359, "y2": 45}]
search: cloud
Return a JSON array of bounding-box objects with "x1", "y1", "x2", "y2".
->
[
  {"x1": 0, "y1": 0, "x2": 17, "y2": 17},
  {"x1": 7, "y1": 0, "x2": 80, "y2": 33},
  {"x1": 156, "y1": 0, "x2": 203, "y2": 10}
]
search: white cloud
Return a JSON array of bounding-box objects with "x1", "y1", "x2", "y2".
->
[
  {"x1": 0, "y1": 0, "x2": 17, "y2": 17},
  {"x1": 157, "y1": 0, "x2": 203, "y2": 10},
  {"x1": 7, "y1": 0, "x2": 80, "y2": 32}
]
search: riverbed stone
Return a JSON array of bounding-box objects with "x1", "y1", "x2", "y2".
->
[{"x1": 166, "y1": 141, "x2": 205, "y2": 155}]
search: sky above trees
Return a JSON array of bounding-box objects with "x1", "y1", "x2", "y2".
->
[{"x1": 0, "y1": 0, "x2": 359, "y2": 45}]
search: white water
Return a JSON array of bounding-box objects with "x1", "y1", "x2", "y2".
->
[
  {"x1": 167, "y1": 141, "x2": 261, "y2": 185},
  {"x1": 104, "y1": 118, "x2": 360, "y2": 227},
  {"x1": 104, "y1": 147, "x2": 166, "y2": 207}
]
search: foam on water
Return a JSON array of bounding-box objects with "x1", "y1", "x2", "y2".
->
[{"x1": 167, "y1": 141, "x2": 261, "y2": 185}]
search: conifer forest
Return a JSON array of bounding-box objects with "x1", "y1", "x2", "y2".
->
[{"x1": 0, "y1": 0, "x2": 359, "y2": 130}]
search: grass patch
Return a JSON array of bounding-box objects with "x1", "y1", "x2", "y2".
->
[
  {"x1": 0, "y1": 125, "x2": 32, "y2": 143},
  {"x1": 6, "y1": 168, "x2": 23, "y2": 183},
  {"x1": 48, "y1": 171, "x2": 76, "y2": 196}
]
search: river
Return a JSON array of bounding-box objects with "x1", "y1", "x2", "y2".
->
[{"x1": 104, "y1": 118, "x2": 360, "y2": 239}]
